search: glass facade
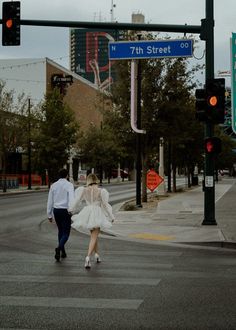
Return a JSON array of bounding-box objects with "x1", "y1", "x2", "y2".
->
[{"x1": 70, "y1": 29, "x2": 124, "y2": 90}]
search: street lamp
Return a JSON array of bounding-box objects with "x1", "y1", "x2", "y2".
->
[{"x1": 27, "y1": 98, "x2": 32, "y2": 190}]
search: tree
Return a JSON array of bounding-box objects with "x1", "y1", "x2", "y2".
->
[
  {"x1": 157, "y1": 57, "x2": 204, "y2": 191},
  {"x1": 105, "y1": 33, "x2": 204, "y2": 198},
  {"x1": 78, "y1": 123, "x2": 125, "y2": 183},
  {"x1": 214, "y1": 126, "x2": 236, "y2": 174},
  {"x1": 35, "y1": 88, "x2": 79, "y2": 184},
  {"x1": 0, "y1": 82, "x2": 28, "y2": 192}
]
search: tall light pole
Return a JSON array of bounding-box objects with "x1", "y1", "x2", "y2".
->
[
  {"x1": 158, "y1": 137, "x2": 166, "y2": 194},
  {"x1": 202, "y1": 0, "x2": 216, "y2": 225},
  {"x1": 110, "y1": 0, "x2": 116, "y2": 22},
  {"x1": 136, "y1": 34, "x2": 142, "y2": 207},
  {"x1": 27, "y1": 98, "x2": 32, "y2": 190}
]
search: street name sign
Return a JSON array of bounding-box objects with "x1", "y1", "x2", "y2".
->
[{"x1": 109, "y1": 39, "x2": 193, "y2": 60}]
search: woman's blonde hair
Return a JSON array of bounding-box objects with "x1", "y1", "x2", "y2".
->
[{"x1": 86, "y1": 173, "x2": 99, "y2": 186}]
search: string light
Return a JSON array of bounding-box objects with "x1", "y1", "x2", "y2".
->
[
  {"x1": 0, "y1": 77, "x2": 45, "y2": 84},
  {"x1": 0, "y1": 55, "x2": 69, "y2": 70},
  {"x1": 0, "y1": 55, "x2": 69, "y2": 84}
]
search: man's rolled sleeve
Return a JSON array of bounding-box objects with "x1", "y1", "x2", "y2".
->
[
  {"x1": 47, "y1": 188, "x2": 53, "y2": 218},
  {"x1": 68, "y1": 183, "x2": 75, "y2": 212}
]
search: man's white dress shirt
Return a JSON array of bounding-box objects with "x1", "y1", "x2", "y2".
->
[{"x1": 47, "y1": 178, "x2": 74, "y2": 218}]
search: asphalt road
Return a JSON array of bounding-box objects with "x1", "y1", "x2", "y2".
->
[
  {"x1": 0, "y1": 182, "x2": 136, "y2": 234},
  {"x1": 0, "y1": 183, "x2": 236, "y2": 329}
]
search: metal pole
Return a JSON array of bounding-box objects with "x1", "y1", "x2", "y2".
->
[
  {"x1": 14, "y1": 19, "x2": 201, "y2": 34},
  {"x1": 158, "y1": 137, "x2": 166, "y2": 194},
  {"x1": 167, "y1": 140, "x2": 172, "y2": 193},
  {"x1": 202, "y1": 0, "x2": 217, "y2": 225},
  {"x1": 27, "y1": 98, "x2": 32, "y2": 190},
  {"x1": 110, "y1": 0, "x2": 115, "y2": 22},
  {"x1": 136, "y1": 34, "x2": 142, "y2": 207}
]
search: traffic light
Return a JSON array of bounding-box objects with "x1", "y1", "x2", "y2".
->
[
  {"x1": 195, "y1": 78, "x2": 226, "y2": 123},
  {"x1": 204, "y1": 137, "x2": 222, "y2": 154},
  {"x1": 2, "y1": 1, "x2": 20, "y2": 46},
  {"x1": 205, "y1": 78, "x2": 225, "y2": 123},
  {"x1": 195, "y1": 88, "x2": 207, "y2": 121}
]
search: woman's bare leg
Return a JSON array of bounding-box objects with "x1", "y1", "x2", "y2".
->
[
  {"x1": 87, "y1": 228, "x2": 100, "y2": 257},
  {"x1": 94, "y1": 240, "x2": 98, "y2": 254}
]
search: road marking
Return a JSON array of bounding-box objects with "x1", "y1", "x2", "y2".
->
[
  {"x1": 0, "y1": 296, "x2": 143, "y2": 310},
  {"x1": 128, "y1": 232, "x2": 175, "y2": 241},
  {"x1": 105, "y1": 250, "x2": 181, "y2": 256},
  {"x1": 5, "y1": 249, "x2": 183, "y2": 257},
  {"x1": 0, "y1": 275, "x2": 161, "y2": 286}
]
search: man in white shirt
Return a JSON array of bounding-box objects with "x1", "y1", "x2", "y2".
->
[{"x1": 47, "y1": 168, "x2": 75, "y2": 261}]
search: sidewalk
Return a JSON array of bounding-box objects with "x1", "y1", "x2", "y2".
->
[
  {"x1": 108, "y1": 179, "x2": 236, "y2": 248},
  {"x1": 0, "y1": 178, "x2": 129, "y2": 195},
  {"x1": 0, "y1": 185, "x2": 49, "y2": 195}
]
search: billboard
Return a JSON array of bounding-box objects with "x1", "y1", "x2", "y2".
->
[{"x1": 70, "y1": 29, "x2": 124, "y2": 90}]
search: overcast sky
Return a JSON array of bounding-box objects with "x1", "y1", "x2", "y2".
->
[{"x1": 0, "y1": 0, "x2": 235, "y2": 86}]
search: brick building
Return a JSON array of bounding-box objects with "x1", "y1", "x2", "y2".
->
[
  {"x1": 0, "y1": 57, "x2": 104, "y2": 131},
  {"x1": 46, "y1": 57, "x2": 104, "y2": 131},
  {"x1": 0, "y1": 58, "x2": 107, "y2": 184}
]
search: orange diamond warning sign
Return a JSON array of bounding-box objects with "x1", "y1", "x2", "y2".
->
[{"x1": 146, "y1": 169, "x2": 164, "y2": 192}]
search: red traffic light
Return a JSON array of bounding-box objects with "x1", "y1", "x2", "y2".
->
[
  {"x1": 195, "y1": 79, "x2": 225, "y2": 123},
  {"x1": 205, "y1": 78, "x2": 225, "y2": 123},
  {"x1": 207, "y1": 95, "x2": 218, "y2": 107},
  {"x1": 204, "y1": 137, "x2": 222, "y2": 154},
  {"x1": 2, "y1": 1, "x2": 21, "y2": 46},
  {"x1": 6, "y1": 19, "x2": 13, "y2": 29},
  {"x1": 206, "y1": 140, "x2": 214, "y2": 153}
]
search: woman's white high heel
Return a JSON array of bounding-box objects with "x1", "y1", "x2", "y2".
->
[
  {"x1": 94, "y1": 253, "x2": 101, "y2": 263},
  {"x1": 84, "y1": 256, "x2": 91, "y2": 269}
]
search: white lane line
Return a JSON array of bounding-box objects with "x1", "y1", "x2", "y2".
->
[
  {"x1": 0, "y1": 296, "x2": 143, "y2": 310},
  {"x1": 0, "y1": 275, "x2": 161, "y2": 286}
]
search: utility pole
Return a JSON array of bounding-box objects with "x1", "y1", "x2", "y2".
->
[
  {"x1": 158, "y1": 137, "x2": 166, "y2": 194},
  {"x1": 202, "y1": 0, "x2": 216, "y2": 225},
  {"x1": 110, "y1": 0, "x2": 116, "y2": 22},
  {"x1": 136, "y1": 34, "x2": 142, "y2": 207},
  {"x1": 27, "y1": 98, "x2": 32, "y2": 190}
]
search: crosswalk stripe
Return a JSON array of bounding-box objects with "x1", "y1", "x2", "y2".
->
[
  {"x1": 0, "y1": 296, "x2": 143, "y2": 310},
  {"x1": 4, "y1": 259, "x2": 173, "y2": 270},
  {"x1": 0, "y1": 275, "x2": 161, "y2": 285},
  {"x1": 0, "y1": 249, "x2": 180, "y2": 256}
]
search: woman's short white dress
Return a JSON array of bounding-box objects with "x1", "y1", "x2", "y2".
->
[{"x1": 69, "y1": 185, "x2": 114, "y2": 231}]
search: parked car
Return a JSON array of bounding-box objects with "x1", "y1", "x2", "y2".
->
[
  {"x1": 219, "y1": 169, "x2": 230, "y2": 176},
  {"x1": 111, "y1": 169, "x2": 128, "y2": 179}
]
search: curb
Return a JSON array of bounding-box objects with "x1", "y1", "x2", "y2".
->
[
  {"x1": 0, "y1": 188, "x2": 49, "y2": 196},
  {"x1": 179, "y1": 240, "x2": 236, "y2": 249}
]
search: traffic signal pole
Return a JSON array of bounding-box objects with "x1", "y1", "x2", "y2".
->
[
  {"x1": 202, "y1": 0, "x2": 217, "y2": 225},
  {"x1": 136, "y1": 36, "x2": 142, "y2": 208}
]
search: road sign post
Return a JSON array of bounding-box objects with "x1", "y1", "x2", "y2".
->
[
  {"x1": 202, "y1": 0, "x2": 217, "y2": 225},
  {"x1": 231, "y1": 33, "x2": 236, "y2": 133}
]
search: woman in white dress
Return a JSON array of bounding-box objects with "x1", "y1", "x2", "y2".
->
[{"x1": 69, "y1": 173, "x2": 115, "y2": 269}]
